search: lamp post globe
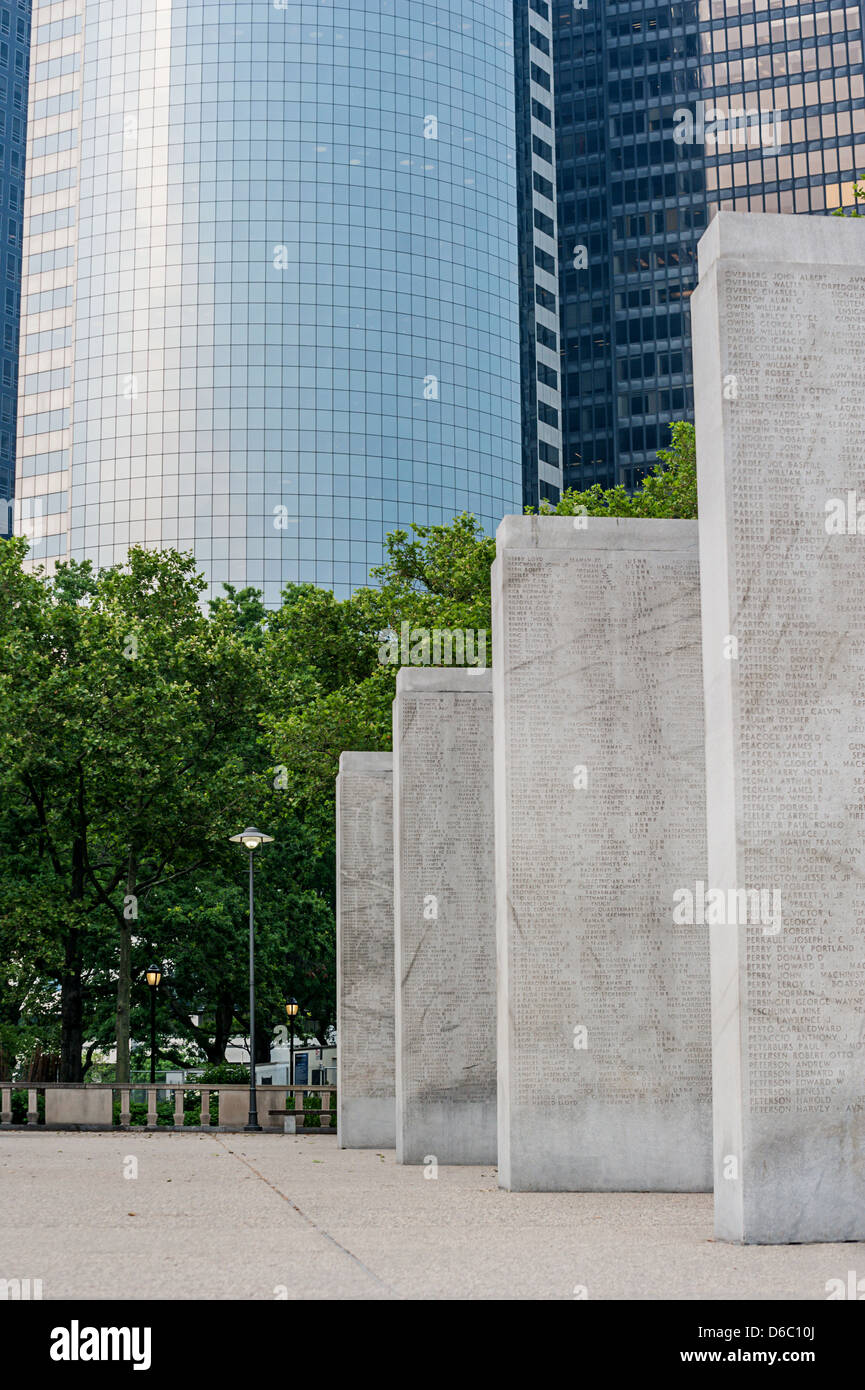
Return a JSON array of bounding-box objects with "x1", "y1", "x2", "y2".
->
[{"x1": 228, "y1": 827, "x2": 274, "y2": 852}]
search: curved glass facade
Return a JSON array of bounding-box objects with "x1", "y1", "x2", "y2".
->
[{"x1": 19, "y1": 0, "x2": 521, "y2": 603}]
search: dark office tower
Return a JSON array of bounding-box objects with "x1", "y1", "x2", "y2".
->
[
  {"x1": 0, "y1": 0, "x2": 29, "y2": 535},
  {"x1": 554, "y1": 0, "x2": 865, "y2": 495},
  {"x1": 554, "y1": 1, "x2": 704, "y2": 493},
  {"x1": 514, "y1": 0, "x2": 564, "y2": 509},
  {"x1": 698, "y1": 1, "x2": 864, "y2": 220}
]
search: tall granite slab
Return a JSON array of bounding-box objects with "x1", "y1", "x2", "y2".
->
[
  {"x1": 493, "y1": 515, "x2": 712, "y2": 1191},
  {"x1": 336, "y1": 752, "x2": 395, "y2": 1148},
  {"x1": 693, "y1": 211, "x2": 865, "y2": 1243},
  {"x1": 393, "y1": 667, "x2": 497, "y2": 1164}
]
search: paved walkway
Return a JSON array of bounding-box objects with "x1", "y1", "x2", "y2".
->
[{"x1": 0, "y1": 1132, "x2": 860, "y2": 1300}]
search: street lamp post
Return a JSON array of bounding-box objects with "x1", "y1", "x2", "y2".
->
[
  {"x1": 228, "y1": 826, "x2": 274, "y2": 1131},
  {"x1": 285, "y1": 998, "x2": 299, "y2": 1088},
  {"x1": 145, "y1": 965, "x2": 162, "y2": 1085}
]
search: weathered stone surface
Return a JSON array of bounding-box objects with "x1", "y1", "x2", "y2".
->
[
  {"x1": 336, "y1": 752, "x2": 395, "y2": 1148},
  {"x1": 693, "y1": 210, "x2": 865, "y2": 1243},
  {"x1": 493, "y1": 515, "x2": 711, "y2": 1191},
  {"x1": 45, "y1": 1088, "x2": 113, "y2": 1128},
  {"x1": 393, "y1": 668, "x2": 496, "y2": 1164},
  {"x1": 217, "y1": 1088, "x2": 255, "y2": 1128},
  {"x1": 254, "y1": 1088, "x2": 288, "y2": 1131}
]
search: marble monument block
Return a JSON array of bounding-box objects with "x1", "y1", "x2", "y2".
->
[
  {"x1": 393, "y1": 667, "x2": 497, "y2": 1164},
  {"x1": 693, "y1": 211, "x2": 865, "y2": 1243},
  {"x1": 336, "y1": 752, "x2": 395, "y2": 1148},
  {"x1": 493, "y1": 515, "x2": 712, "y2": 1191}
]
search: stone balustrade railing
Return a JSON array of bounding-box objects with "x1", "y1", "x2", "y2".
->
[{"x1": 0, "y1": 1082, "x2": 336, "y2": 1132}]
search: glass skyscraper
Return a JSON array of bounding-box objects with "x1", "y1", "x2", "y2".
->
[
  {"x1": 553, "y1": 0, "x2": 865, "y2": 493},
  {"x1": 700, "y1": 2, "x2": 864, "y2": 216},
  {"x1": 17, "y1": 0, "x2": 524, "y2": 603},
  {"x1": 0, "y1": 0, "x2": 29, "y2": 536}
]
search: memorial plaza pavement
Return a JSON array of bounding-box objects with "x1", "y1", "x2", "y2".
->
[{"x1": 1, "y1": 1132, "x2": 861, "y2": 1301}]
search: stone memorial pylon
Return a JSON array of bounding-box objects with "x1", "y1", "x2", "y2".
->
[
  {"x1": 393, "y1": 667, "x2": 497, "y2": 1165},
  {"x1": 492, "y1": 515, "x2": 712, "y2": 1191},
  {"x1": 336, "y1": 752, "x2": 395, "y2": 1148},
  {"x1": 693, "y1": 211, "x2": 865, "y2": 1242}
]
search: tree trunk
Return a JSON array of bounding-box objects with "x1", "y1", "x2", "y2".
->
[
  {"x1": 255, "y1": 1023, "x2": 271, "y2": 1064},
  {"x1": 80, "y1": 1041, "x2": 99, "y2": 1080},
  {"x1": 205, "y1": 993, "x2": 235, "y2": 1064},
  {"x1": 164, "y1": 990, "x2": 233, "y2": 1065},
  {"x1": 114, "y1": 848, "x2": 136, "y2": 1083},
  {"x1": 59, "y1": 928, "x2": 84, "y2": 1082},
  {"x1": 60, "y1": 834, "x2": 87, "y2": 1082}
]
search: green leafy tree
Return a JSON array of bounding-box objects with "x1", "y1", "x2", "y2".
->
[
  {"x1": 535, "y1": 421, "x2": 697, "y2": 519},
  {"x1": 261, "y1": 516, "x2": 496, "y2": 842},
  {"x1": 142, "y1": 817, "x2": 336, "y2": 1062},
  {"x1": 0, "y1": 543, "x2": 267, "y2": 1080}
]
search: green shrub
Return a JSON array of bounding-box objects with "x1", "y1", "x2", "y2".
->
[
  {"x1": 195, "y1": 1062, "x2": 250, "y2": 1085},
  {"x1": 111, "y1": 1096, "x2": 177, "y2": 1127},
  {"x1": 10, "y1": 1089, "x2": 45, "y2": 1124}
]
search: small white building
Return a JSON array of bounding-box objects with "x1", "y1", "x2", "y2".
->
[{"x1": 258, "y1": 1045, "x2": 337, "y2": 1087}]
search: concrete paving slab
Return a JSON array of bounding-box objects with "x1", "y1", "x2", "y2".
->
[{"x1": 0, "y1": 1133, "x2": 860, "y2": 1300}]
